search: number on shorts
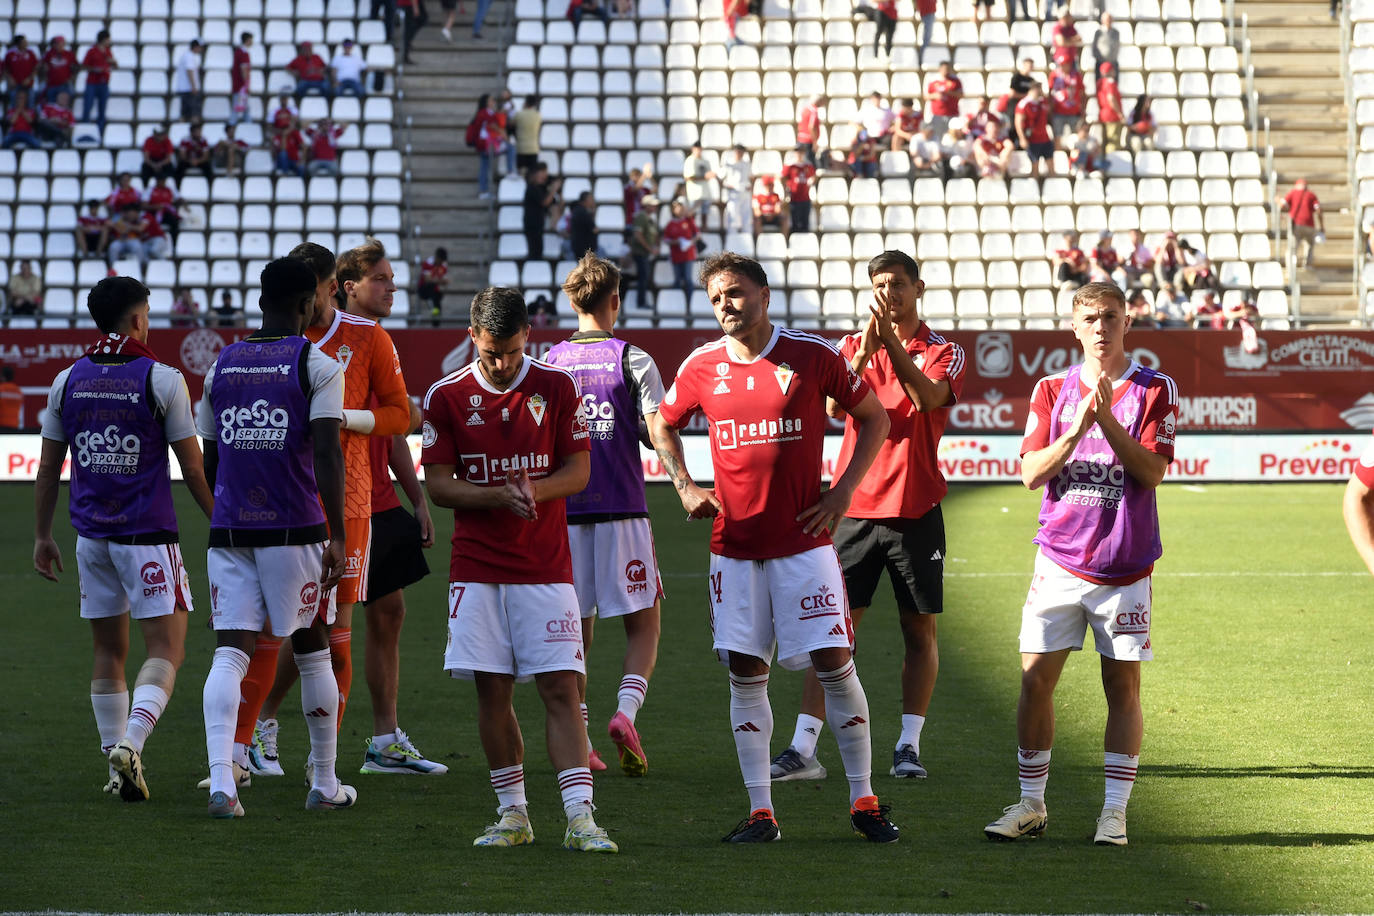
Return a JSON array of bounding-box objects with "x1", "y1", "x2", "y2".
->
[
  {"x1": 449, "y1": 584, "x2": 466, "y2": 619},
  {"x1": 709, "y1": 571, "x2": 723, "y2": 605}
]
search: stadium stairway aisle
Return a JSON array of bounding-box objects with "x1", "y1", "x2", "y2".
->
[
  {"x1": 1240, "y1": 0, "x2": 1357, "y2": 321},
  {"x1": 399, "y1": 2, "x2": 510, "y2": 320}
]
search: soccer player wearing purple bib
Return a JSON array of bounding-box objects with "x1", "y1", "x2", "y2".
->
[
  {"x1": 196, "y1": 257, "x2": 353, "y2": 818},
  {"x1": 545, "y1": 254, "x2": 676, "y2": 778},
  {"x1": 984, "y1": 282, "x2": 1178, "y2": 847},
  {"x1": 34, "y1": 276, "x2": 215, "y2": 803}
]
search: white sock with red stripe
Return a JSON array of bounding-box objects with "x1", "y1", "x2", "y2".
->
[
  {"x1": 91, "y1": 678, "x2": 128, "y2": 757},
  {"x1": 1017, "y1": 747, "x2": 1051, "y2": 811},
  {"x1": 489, "y1": 764, "x2": 527, "y2": 809},
  {"x1": 790, "y1": 714, "x2": 825, "y2": 759},
  {"x1": 557, "y1": 766, "x2": 594, "y2": 820},
  {"x1": 616, "y1": 674, "x2": 648, "y2": 723},
  {"x1": 203, "y1": 647, "x2": 250, "y2": 797},
  {"x1": 728, "y1": 672, "x2": 773, "y2": 814},
  {"x1": 817, "y1": 660, "x2": 874, "y2": 805},
  {"x1": 125, "y1": 658, "x2": 176, "y2": 752},
  {"x1": 295, "y1": 648, "x2": 340, "y2": 797},
  {"x1": 1103, "y1": 752, "x2": 1139, "y2": 810},
  {"x1": 580, "y1": 703, "x2": 594, "y2": 752}
]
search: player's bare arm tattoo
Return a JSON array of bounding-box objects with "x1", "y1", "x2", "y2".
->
[{"x1": 655, "y1": 447, "x2": 692, "y2": 492}]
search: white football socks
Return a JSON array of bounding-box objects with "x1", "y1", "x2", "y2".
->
[
  {"x1": 616, "y1": 674, "x2": 648, "y2": 723},
  {"x1": 729, "y1": 672, "x2": 773, "y2": 813},
  {"x1": 557, "y1": 766, "x2": 594, "y2": 820},
  {"x1": 1017, "y1": 747, "x2": 1051, "y2": 810},
  {"x1": 295, "y1": 648, "x2": 340, "y2": 797},
  {"x1": 125, "y1": 657, "x2": 176, "y2": 753},
  {"x1": 1104, "y1": 751, "x2": 1139, "y2": 811},
  {"x1": 817, "y1": 660, "x2": 874, "y2": 805},
  {"x1": 202, "y1": 646, "x2": 250, "y2": 797},
  {"x1": 897, "y1": 713, "x2": 925, "y2": 754},
  {"x1": 790, "y1": 713, "x2": 825, "y2": 759},
  {"x1": 490, "y1": 764, "x2": 527, "y2": 810},
  {"x1": 90, "y1": 678, "x2": 128, "y2": 756}
]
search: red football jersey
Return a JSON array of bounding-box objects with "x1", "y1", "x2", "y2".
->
[
  {"x1": 82, "y1": 46, "x2": 113, "y2": 84},
  {"x1": 43, "y1": 48, "x2": 76, "y2": 86},
  {"x1": 1016, "y1": 96, "x2": 1052, "y2": 143},
  {"x1": 422, "y1": 358, "x2": 590, "y2": 584},
  {"x1": 658, "y1": 326, "x2": 871, "y2": 560},
  {"x1": 232, "y1": 45, "x2": 251, "y2": 92},
  {"x1": 835, "y1": 323, "x2": 966, "y2": 519}
]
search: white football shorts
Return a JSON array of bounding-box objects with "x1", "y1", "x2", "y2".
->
[
  {"x1": 444, "y1": 581, "x2": 585, "y2": 681},
  {"x1": 569, "y1": 518, "x2": 664, "y2": 620},
  {"x1": 76, "y1": 536, "x2": 193, "y2": 620},
  {"x1": 1019, "y1": 549, "x2": 1154, "y2": 661},
  {"x1": 207, "y1": 544, "x2": 333, "y2": 637},
  {"x1": 708, "y1": 545, "x2": 854, "y2": 671}
]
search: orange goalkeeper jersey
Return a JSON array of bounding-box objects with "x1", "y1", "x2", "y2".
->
[{"x1": 306, "y1": 308, "x2": 410, "y2": 519}]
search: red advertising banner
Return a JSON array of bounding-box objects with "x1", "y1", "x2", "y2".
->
[{"x1": 4, "y1": 326, "x2": 1373, "y2": 432}]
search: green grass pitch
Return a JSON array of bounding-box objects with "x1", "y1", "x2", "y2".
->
[{"x1": 1, "y1": 480, "x2": 1371, "y2": 913}]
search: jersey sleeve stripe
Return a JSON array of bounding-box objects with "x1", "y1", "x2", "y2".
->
[
  {"x1": 778, "y1": 327, "x2": 842, "y2": 355},
  {"x1": 423, "y1": 365, "x2": 472, "y2": 409},
  {"x1": 945, "y1": 343, "x2": 967, "y2": 379}
]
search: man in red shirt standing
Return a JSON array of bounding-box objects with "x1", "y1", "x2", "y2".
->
[
  {"x1": 1279, "y1": 178, "x2": 1325, "y2": 268},
  {"x1": 649, "y1": 252, "x2": 899, "y2": 844},
  {"x1": 854, "y1": 0, "x2": 899, "y2": 57},
  {"x1": 925, "y1": 62, "x2": 964, "y2": 139},
  {"x1": 782, "y1": 146, "x2": 816, "y2": 234},
  {"x1": 1015, "y1": 82, "x2": 1054, "y2": 178},
  {"x1": 661, "y1": 200, "x2": 700, "y2": 302},
  {"x1": 80, "y1": 30, "x2": 116, "y2": 130},
  {"x1": 1048, "y1": 60, "x2": 1084, "y2": 142},
  {"x1": 417, "y1": 246, "x2": 449, "y2": 321},
  {"x1": 795, "y1": 95, "x2": 824, "y2": 166},
  {"x1": 4, "y1": 35, "x2": 39, "y2": 97},
  {"x1": 752, "y1": 175, "x2": 790, "y2": 237},
  {"x1": 287, "y1": 42, "x2": 332, "y2": 100},
  {"x1": 230, "y1": 32, "x2": 254, "y2": 125},
  {"x1": 917, "y1": 0, "x2": 937, "y2": 57},
  {"x1": 772, "y1": 250, "x2": 965, "y2": 785},
  {"x1": 422, "y1": 287, "x2": 617, "y2": 853},
  {"x1": 40, "y1": 36, "x2": 77, "y2": 103},
  {"x1": 1051, "y1": 11, "x2": 1082, "y2": 68},
  {"x1": 1095, "y1": 62, "x2": 1124, "y2": 150}
]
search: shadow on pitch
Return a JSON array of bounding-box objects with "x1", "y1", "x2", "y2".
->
[
  {"x1": 1148, "y1": 763, "x2": 1374, "y2": 780},
  {"x1": 1154, "y1": 832, "x2": 1374, "y2": 847}
]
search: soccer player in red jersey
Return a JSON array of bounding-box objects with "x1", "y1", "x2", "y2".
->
[
  {"x1": 648, "y1": 252, "x2": 899, "y2": 844},
  {"x1": 1344, "y1": 439, "x2": 1374, "y2": 575},
  {"x1": 423, "y1": 287, "x2": 617, "y2": 852},
  {"x1": 772, "y1": 251, "x2": 965, "y2": 784}
]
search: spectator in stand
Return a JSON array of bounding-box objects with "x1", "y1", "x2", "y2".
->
[
  {"x1": 2, "y1": 89, "x2": 40, "y2": 148},
  {"x1": 568, "y1": 0, "x2": 612, "y2": 31},
  {"x1": 76, "y1": 200, "x2": 110, "y2": 259},
  {"x1": 1122, "y1": 229, "x2": 1155, "y2": 290},
  {"x1": 1050, "y1": 11, "x2": 1082, "y2": 69},
  {"x1": 973, "y1": 0, "x2": 995, "y2": 25},
  {"x1": 925, "y1": 63, "x2": 964, "y2": 138},
  {"x1": 973, "y1": 121, "x2": 1014, "y2": 179},
  {"x1": 570, "y1": 191, "x2": 598, "y2": 259},
  {"x1": 143, "y1": 174, "x2": 182, "y2": 238},
  {"x1": 372, "y1": 0, "x2": 399, "y2": 40},
  {"x1": 3, "y1": 36, "x2": 39, "y2": 99},
  {"x1": 472, "y1": 0, "x2": 494, "y2": 39},
  {"x1": 1090, "y1": 230, "x2": 1126, "y2": 288},
  {"x1": 752, "y1": 175, "x2": 790, "y2": 237},
  {"x1": 440, "y1": 0, "x2": 464, "y2": 42},
  {"x1": 306, "y1": 117, "x2": 346, "y2": 176},
  {"x1": 35, "y1": 89, "x2": 75, "y2": 147},
  {"x1": 214, "y1": 123, "x2": 249, "y2": 175},
  {"x1": 330, "y1": 39, "x2": 368, "y2": 97},
  {"x1": 966, "y1": 95, "x2": 995, "y2": 139},
  {"x1": 213, "y1": 289, "x2": 245, "y2": 326},
  {"x1": 721, "y1": 144, "x2": 753, "y2": 234},
  {"x1": 1153, "y1": 231, "x2": 1184, "y2": 288},
  {"x1": 513, "y1": 94, "x2": 542, "y2": 175},
  {"x1": 1092, "y1": 12, "x2": 1120, "y2": 75},
  {"x1": 1178, "y1": 240, "x2": 1219, "y2": 295},
  {"x1": 1006, "y1": 0, "x2": 1031, "y2": 22},
  {"x1": 1222, "y1": 293, "x2": 1259, "y2": 330},
  {"x1": 5, "y1": 260, "x2": 42, "y2": 315},
  {"x1": 1278, "y1": 178, "x2": 1325, "y2": 269},
  {"x1": 1153, "y1": 282, "x2": 1187, "y2": 327},
  {"x1": 472, "y1": 93, "x2": 503, "y2": 200},
  {"x1": 399, "y1": 0, "x2": 429, "y2": 64},
  {"x1": 1125, "y1": 94, "x2": 1155, "y2": 152},
  {"x1": 629, "y1": 195, "x2": 660, "y2": 308},
  {"x1": 1188, "y1": 290, "x2": 1224, "y2": 329},
  {"x1": 40, "y1": 35, "x2": 77, "y2": 103},
  {"x1": 939, "y1": 119, "x2": 975, "y2": 180},
  {"x1": 106, "y1": 172, "x2": 142, "y2": 212},
  {"x1": 682, "y1": 143, "x2": 717, "y2": 224},
  {"x1": 139, "y1": 205, "x2": 172, "y2": 266},
  {"x1": 80, "y1": 30, "x2": 116, "y2": 130},
  {"x1": 418, "y1": 247, "x2": 449, "y2": 320},
  {"x1": 796, "y1": 95, "x2": 824, "y2": 166},
  {"x1": 1005, "y1": 58, "x2": 1038, "y2": 145},
  {"x1": 274, "y1": 116, "x2": 307, "y2": 176},
  {"x1": 1048, "y1": 59, "x2": 1084, "y2": 141},
  {"x1": 782, "y1": 147, "x2": 816, "y2": 232},
  {"x1": 857, "y1": 92, "x2": 895, "y2": 145},
  {"x1": 106, "y1": 205, "x2": 146, "y2": 265},
  {"x1": 170, "y1": 286, "x2": 201, "y2": 327},
  {"x1": 1015, "y1": 83, "x2": 1054, "y2": 177},
  {"x1": 1125, "y1": 289, "x2": 1155, "y2": 328},
  {"x1": 230, "y1": 33, "x2": 254, "y2": 126},
  {"x1": 1052, "y1": 231, "x2": 1090, "y2": 290},
  {"x1": 268, "y1": 91, "x2": 298, "y2": 145},
  {"x1": 916, "y1": 0, "x2": 937, "y2": 58},
  {"x1": 1094, "y1": 62, "x2": 1124, "y2": 151},
  {"x1": 176, "y1": 121, "x2": 213, "y2": 182},
  {"x1": 910, "y1": 123, "x2": 943, "y2": 177},
  {"x1": 849, "y1": 130, "x2": 881, "y2": 179},
  {"x1": 141, "y1": 125, "x2": 177, "y2": 181},
  {"x1": 723, "y1": 0, "x2": 750, "y2": 49},
  {"x1": 174, "y1": 39, "x2": 204, "y2": 122},
  {"x1": 623, "y1": 166, "x2": 652, "y2": 231},
  {"x1": 1066, "y1": 123, "x2": 1103, "y2": 177},
  {"x1": 288, "y1": 42, "x2": 332, "y2": 99},
  {"x1": 854, "y1": 0, "x2": 899, "y2": 57},
  {"x1": 890, "y1": 97, "x2": 923, "y2": 152},
  {"x1": 527, "y1": 292, "x2": 556, "y2": 328},
  {"x1": 662, "y1": 199, "x2": 700, "y2": 301},
  {"x1": 523, "y1": 162, "x2": 558, "y2": 259}
]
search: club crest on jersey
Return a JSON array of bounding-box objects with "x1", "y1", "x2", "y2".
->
[
  {"x1": 469, "y1": 394, "x2": 482, "y2": 408},
  {"x1": 527, "y1": 394, "x2": 547, "y2": 426},
  {"x1": 774, "y1": 363, "x2": 795, "y2": 395},
  {"x1": 502, "y1": 407, "x2": 510, "y2": 422},
  {"x1": 715, "y1": 361, "x2": 731, "y2": 378},
  {"x1": 335, "y1": 344, "x2": 353, "y2": 372}
]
